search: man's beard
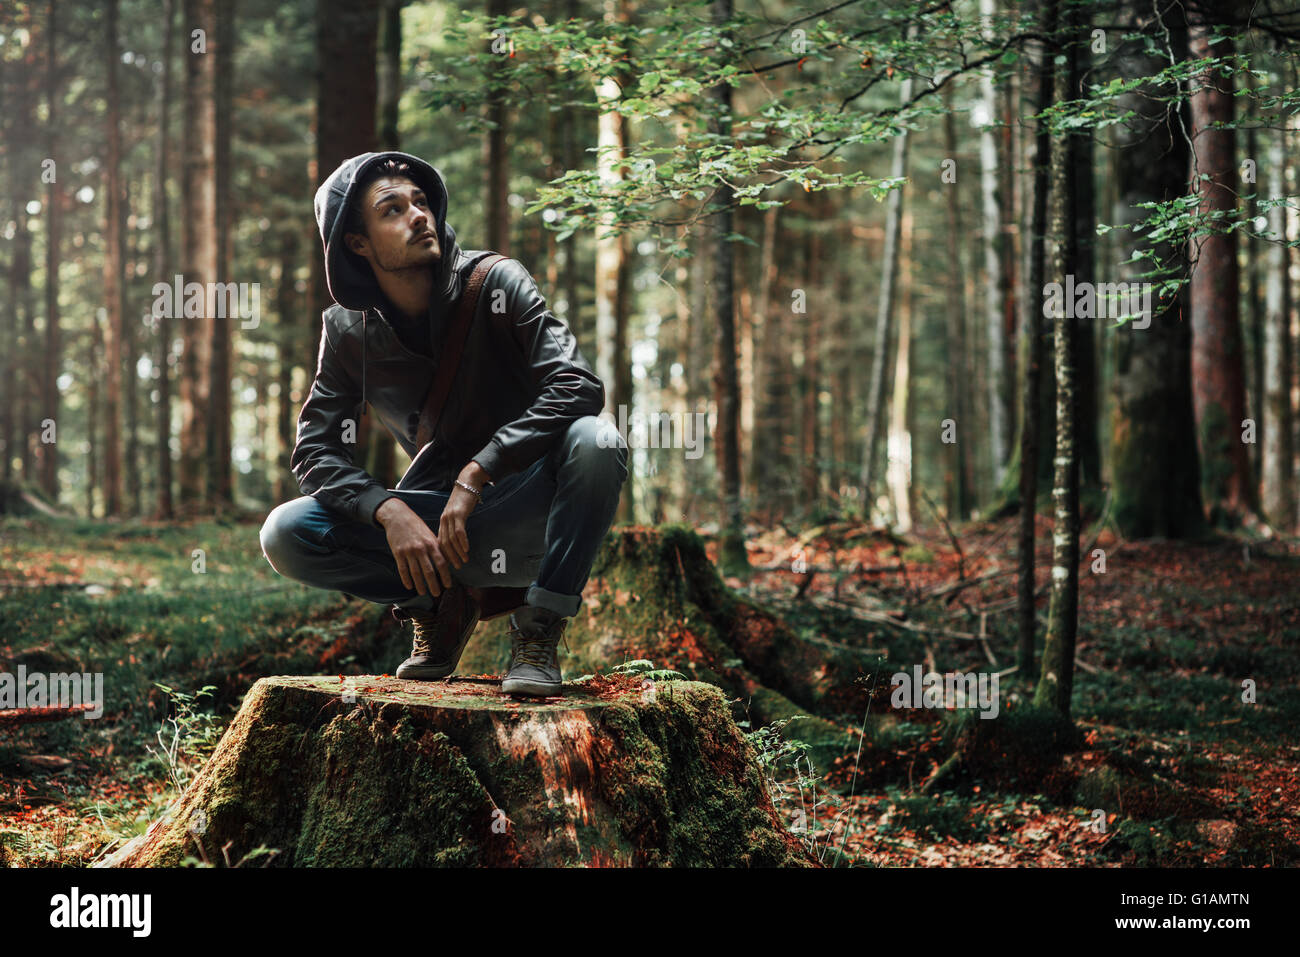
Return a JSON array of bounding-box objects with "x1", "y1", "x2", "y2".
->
[{"x1": 375, "y1": 241, "x2": 440, "y2": 275}]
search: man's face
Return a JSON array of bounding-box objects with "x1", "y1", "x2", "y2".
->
[{"x1": 344, "y1": 175, "x2": 441, "y2": 275}]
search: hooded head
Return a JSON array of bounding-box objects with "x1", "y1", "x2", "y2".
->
[{"x1": 313, "y1": 150, "x2": 461, "y2": 312}]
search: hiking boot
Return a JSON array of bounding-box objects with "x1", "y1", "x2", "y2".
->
[
  {"x1": 501, "y1": 605, "x2": 568, "y2": 697},
  {"x1": 394, "y1": 583, "x2": 481, "y2": 680}
]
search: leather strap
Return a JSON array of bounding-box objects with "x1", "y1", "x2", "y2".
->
[{"x1": 414, "y1": 253, "x2": 507, "y2": 451}]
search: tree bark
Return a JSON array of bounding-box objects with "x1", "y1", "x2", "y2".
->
[
  {"x1": 1034, "y1": 11, "x2": 1080, "y2": 720},
  {"x1": 208, "y1": 0, "x2": 235, "y2": 506},
  {"x1": 103, "y1": 675, "x2": 815, "y2": 868},
  {"x1": 1017, "y1": 0, "x2": 1056, "y2": 679},
  {"x1": 484, "y1": 0, "x2": 511, "y2": 256},
  {"x1": 1108, "y1": 0, "x2": 1204, "y2": 539},
  {"x1": 979, "y1": 0, "x2": 1009, "y2": 485},
  {"x1": 1262, "y1": 121, "x2": 1294, "y2": 529},
  {"x1": 154, "y1": 0, "x2": 175, "y2": 519},
  {"x1": 942, "y1": 92, "x2": 974, "y2": 521},
  {"x1": 102, "y1": 0, "x2": 126, "y2": 516},
  {"x1": 1189, "y1": 11, "x2": 1252, "y2": 522},
  {"x1": 180, "y1": 0, "x2": 219, "y2": 507},
  {"x1": 710, "y1": 0, "x2": 747, "y2": 573},
  {"x1": 861, "y1": 53, "x2": 913, "y2": 515},
  {"x1": 40, "y1": 0, "x2": 61, "y2": 502}
]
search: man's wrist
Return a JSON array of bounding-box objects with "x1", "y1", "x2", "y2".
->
[
  {"x1": 463, "y1": 460, "x2": 493, "y2": 487},
  {"x1": 373, "y1": 496, "x2": 402, "y2": 528}
]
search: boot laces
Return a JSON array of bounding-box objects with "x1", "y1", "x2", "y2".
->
[{"x1": 509, "y1": 619, "x2": 568, "y2": 667}]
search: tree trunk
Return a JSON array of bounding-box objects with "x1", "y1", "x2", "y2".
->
[
  {"x1": 592, "y1": 15, "x2": 631, "y2": 522},
  {"x1": 799, "y1": 203, "x2": 823, "y2": 507},
  {"x1": 102, "y1": 0, "x2": 126, "y2": 516},
  {"x1": 710, "y1": 0, "x2": 747, "y2": 573},
  {"x1": 180, "y1": 0, "x2": 219, "y2": 508},
  {"x1": 942, "y1": 92, "x2": 974, "y2": 521},
  {"x1": 1108, "y1": 0, "x2": 1204, "y2": 539},
  {"x1": 886, "y1": 209, "x2": 913, "y2": 531},
  {"x1": 274, "y1": 235, "x2": 300, "y2": 504},
  {"x1": 208, "y1": 0, "x2": 235, "y2": 507},
  {"x1": 1034, "y1": 12, "x2": 1080, "y2": 720},
  {"x1": 1189, "y1": 12, "x2": 1252, "y2": 523},
  {"x1": 1262, "y1": 121, "x2": 1294, "y2": 529},
  {"x1": 40, "y1": 0, "x2": 61, "y2": 503},
  {"x1": 861, "y1": 55, "x2": 913, "y2": 515},
  {"x1": 484, "y1": 0, "x2": 511, "y2": 256},
  {"x1": 1018, "y1": 0, "x2": 1056, "y2": 679},
  {"x1": 154, "y1": 0, "x2": 176, "y2": 520},
  {"x1": 103, "y1": 675, "x2": 815, "y2": 867},
  {"x1": 979, "y1": 0, "x2": 1009, "y2": 485},
  {"x1": 368, "y1": 0, "x2": 404, "y2": 489}
]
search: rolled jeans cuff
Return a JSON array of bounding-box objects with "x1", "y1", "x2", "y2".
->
[{"x1": 526, "y1": 584, "x2": 581, "y2": 619}]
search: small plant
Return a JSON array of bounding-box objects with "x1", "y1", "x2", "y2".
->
[
  {"x1": 145, "y1": 684, "x2": 224, "y2": 794},
  {"x1": 746, "y1": 716, "x2": 835, "y2": 861}
]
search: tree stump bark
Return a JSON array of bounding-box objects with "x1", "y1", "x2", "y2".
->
[{"x1": 101, "y1": 674, "x2": 815, "y2": 868}]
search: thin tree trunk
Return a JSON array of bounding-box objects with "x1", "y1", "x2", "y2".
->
[
  {"x1": 208, "y1": 0, "x2": 235, "y2": 506},
  {"x1": 711, "y1": 0, "x2": 747, "y2": 572},
  {"x1": 942, "y1": 92, "x2": 973, "y2": 521},
  {"x1": 368, "y1": 0, "x2": 404, "y2": 489},
  {"x1": 1018, "y1": 0, "x2": 1056, "y2": 679},
  {"x1": 861, "y1": 54, "x2": 914, "y2": 513},
  {"x1": 749, "y1": 203, "x2": 778, "y2": 514},
  {"x1": 484, "y1": 0, "x2": 511, "y2": 256},
  {"x1": 274, "y1": 235, "x2": 299, "y2": 504},
  {"x1": 102, "y1": 0, "x2": 125, "y2": 515},
  {"x1": 41, "y1": 0, "x2": 61, "y2": 502},
  {"x1": 181, "y1": 0, "x2": 218, "y2": 507},
  {"x1": 593, "y1": 0, "x2": 632, "y2": 522},
  {"x1": 979, "y1": 0, "x2": 1009, "y2": 485},
  {"x1": 799, "y1": 204, "x2": 822, "y2": 507},
  {"x1": 886, "y1": 208, "x2": 914, "y2": 532},
  {"x1": 154, "y1": 0, "x2": 175, "y2": 519},
  {"x1": 1034, "y1": 11, "x2": 1080, "y2": 719},
  {"x1": 1262, "y1": 120, "x2": 1294, "y2": 529}
]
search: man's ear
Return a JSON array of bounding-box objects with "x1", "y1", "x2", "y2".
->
[{"x1": 344, "y1": 231, "x2": 368, "y2": 257}]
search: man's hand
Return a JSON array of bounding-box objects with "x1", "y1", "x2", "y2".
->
[
  {"x1": 438, "y1": 461, "x2": 491, "y2": 568},
  {"x1": 375, "y1": 497, "x2": 453, "y2": 597}
]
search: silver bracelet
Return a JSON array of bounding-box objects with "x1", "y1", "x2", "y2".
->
[{"x1": 454, "y1": 479, "x2": 482, "y2": 499}]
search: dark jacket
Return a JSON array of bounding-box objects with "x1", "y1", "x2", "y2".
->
[{"x1": 292, "y1": 152, "x2": 605, "y2": 527}]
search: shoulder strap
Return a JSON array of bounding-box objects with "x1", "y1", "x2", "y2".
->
[{"x1": 415, "y1": 253, "x2": 507, "y2": 451}]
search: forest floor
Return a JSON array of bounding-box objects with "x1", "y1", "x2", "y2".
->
[
  {"x1": 1, "y1": 511, "x2": 1297, "y2": 868},
  {"x1": 712, "y1": 515, "x2": 1300, "y2": 867}
]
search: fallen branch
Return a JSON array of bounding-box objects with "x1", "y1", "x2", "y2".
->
[{"x1": 0, "y1": 705, "x2": 97, "y2": 727}]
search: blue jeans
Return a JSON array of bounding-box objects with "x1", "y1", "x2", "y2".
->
[{"x1": 259, "y1": 415, "x2": 629, "y2": 619}]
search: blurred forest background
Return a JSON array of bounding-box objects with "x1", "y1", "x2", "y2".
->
[{"x1": 0, "y1": 0, "x2": 1296, "y2": 547}]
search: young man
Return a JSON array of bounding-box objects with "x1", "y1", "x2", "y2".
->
[{"x1": 259, "y1": 151, "x2": 628, "y2": 697}]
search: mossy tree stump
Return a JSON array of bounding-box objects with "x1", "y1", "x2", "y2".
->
[
  {"x1": 102, "y1": 675, "x2": 815, "y2": 868},
  {"x1": 463, "y1": 525, "x2": 867, "y2": 771}
]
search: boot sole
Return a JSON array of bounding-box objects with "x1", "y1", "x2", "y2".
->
[
  {"x1": 501, "y1": 677, "x2": 562, "y2": 697},
  {"x1": 395, "y1": 663, "x2": 456, "y2": 681}
]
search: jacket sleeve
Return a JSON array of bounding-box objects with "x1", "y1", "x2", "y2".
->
[
  {"x1": 470, "y1": 258, "x2": 607, "y2": 482},
  {"x1": 290, "y1": 314, "x2": 395, "y2": 528}
]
